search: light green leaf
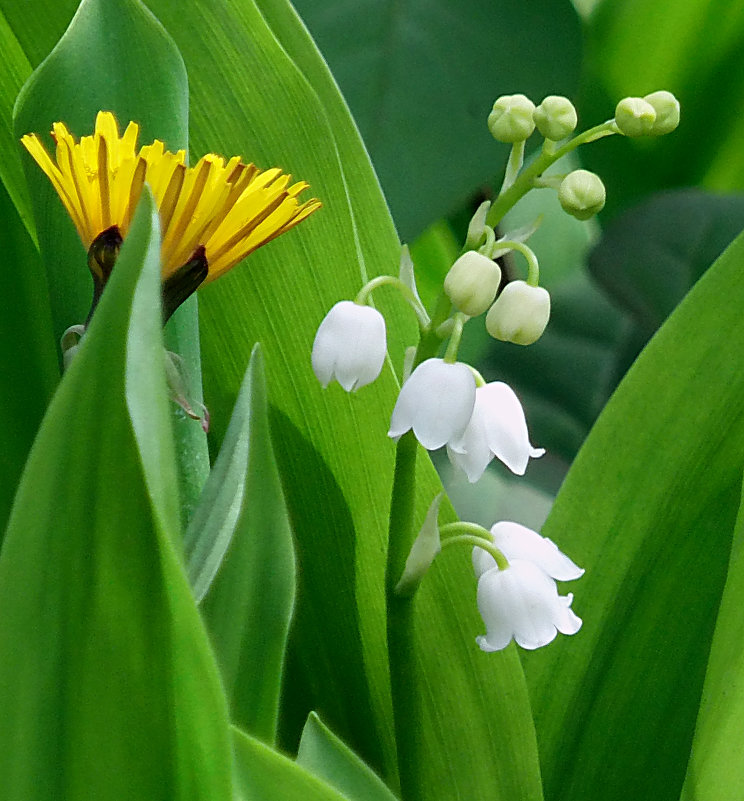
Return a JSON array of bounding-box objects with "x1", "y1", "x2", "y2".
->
[
  {"x1": 523, "y1": 230, "x2": 744, "y2": 801},
  {"x1": 297, "y1": 712, "x2": 400, "y2": 801},
  {"x1": 680, "y1": 470, "x2": 744, "y2": 801},
  {"x1": 0, "y1": 190, "x2": 232, "y2": 800},
  {"x1": 12, "y1": 0, "x2": 208, "y2": 518},
  {"x1": 187, "y1": 343, "x2": 295, "y2": 744},
  {"x1": 232, "y1": 725, "x2": 348, "y2": 801},
  {"x1": 291, "y1": 0, "x2": 582, "y2": 239}
]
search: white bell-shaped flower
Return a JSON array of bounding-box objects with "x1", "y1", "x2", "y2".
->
[
  {"x1": 388, "y1": 358, "x2": 476, "y2": 450},
  {"x1": 312, "y1": 301, "x2": 387, "y2": 391},
  {"x1": 476, "y1": 559, "x2": 582, "y2": 651},
  {"x1": 447, "y1": 382, "x2": 544, "y2": 481},
  {"x1": 472, "y1": 521, "x2": 584, "y2": 581}
]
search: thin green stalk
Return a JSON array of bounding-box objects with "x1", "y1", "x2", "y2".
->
[
  {"x1": 486, "y1": 120, "x2": 617, "y2": 227},
  {"x1": 385, "y1": 288, "x2": 452, "y2": 800}
]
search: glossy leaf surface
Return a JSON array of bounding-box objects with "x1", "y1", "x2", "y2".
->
[{"x1": 0, "y1": 192, "x2": 232, "y2": 801}]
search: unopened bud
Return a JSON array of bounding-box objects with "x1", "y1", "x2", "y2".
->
[
  {"x1": 444, "y1": 251, "x2": 502, "y2": 317},
  {"x1": 643, "y1": 90, "x2": 680, "y2": 135},
  {"x1": 615, "y1": 97, "x2": 657, "y2": 137},
  {"x1": 488, "y1": 94, "x2": 536, "y2": 143},
  {"x1": 558, "y1": 169, "x2": 606, "y2": 220},
  {"x1": 486, "y1": 281, "x2": 550, "y2": 346},
  {"x1": 533, "y1": 96, "x2": 578, "y2": 141}
]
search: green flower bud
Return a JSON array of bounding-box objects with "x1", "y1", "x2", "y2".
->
[
  {"x1": 558, "y1": 169, "x2": 606, "y2": 220},
  {"x1": 444, "y1": 251, "x2": 502, "y2": 317},
  {"x1": 614, "y1": 97, "x2": 657, "y2": 137},
  {"x1": 533, "y1": 95, "x2": 578, "y2": 141},
  {"x1": 643, "y1": 90, "x2": 680, "y2": 135},
  {"x1": 485, "y1": 281, "x2": 550, "y2": 346},
  {"x1": 488, "y1": 94, "x2": 536, "y2": 143}
]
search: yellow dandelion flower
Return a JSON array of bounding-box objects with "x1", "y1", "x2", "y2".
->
[{"x1": 21, "y1": 111, "x2": 321, "y2": 317}]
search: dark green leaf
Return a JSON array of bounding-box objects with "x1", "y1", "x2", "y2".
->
[
  {"x1": 0, "y1": 191, "x2": 232, "y2": 800},
  {"x1": 0, "y1": 178, "x2": 57, "y2": 536},
  {"x1": 291, "y1": 0, "x2": 582, "y2": 239}
]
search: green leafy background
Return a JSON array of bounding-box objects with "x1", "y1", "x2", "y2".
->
[{"x1": 2, "y1": 0, "x2": 744, "y2": 799}]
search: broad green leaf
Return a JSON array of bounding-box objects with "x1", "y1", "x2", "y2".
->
[
  {"x1": 142, "y1": 1, "x2": 544, "y2": 798},
  {"x1": 522, "y1": 231, "x2": 744, "y2": 801},
  {"x1": 579, "y1": 0, "x2": 744, "y2": 216},
  {"x1": 0, "y1": 191, "x2": 232, "y2": 800},
  {"x1": 232, "y1": 725, "x2": 348, "y2": 801},
  {"x1": 12, "y1": 0, "x2": 208, "y2": 518},
  {"x1": 0, "y1": 177, "x2": 57, "y2": 536},
  {"x1": 297, "y1": 712, "x2": 400, "y2": 801},
  {"x1": 187, "y1": 343, "x2": 295, "y2": 745},
  {"x1": 680, "y1": 470, "x2": 744, "y2": 801},
  {"x1": 290, "y1": 0, "x2": 582, "y2": 240}
]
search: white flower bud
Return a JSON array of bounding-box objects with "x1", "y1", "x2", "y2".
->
[
  {"x1": 533, "y1": 95, "x2": 578, "y2": 141},
  {"x1": 557, "y1": 169, "x2": 606, "y2": 220},
  {"x1": 488, "y1": 94, "x2": 536, "y2": 143},
  {"x1": 614, "y1": 97, "x2": 657, "y2": 137},
  {"x1": 485, "y1": 280, "x2": 550, "y2": 346},
  {"x1": 312, "y1": 301, "x2": 387, "y2": 391},
  {"x1": 444, "y1": 251, "x2": 502, "y2": 317},
  {"x1": 643, "y1": 90, "x2": 680, "y2": 136}
]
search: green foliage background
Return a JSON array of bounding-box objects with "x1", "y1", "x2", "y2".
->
[{"x1": 1, "y1": 0, "x2": 744, "y2": 800}]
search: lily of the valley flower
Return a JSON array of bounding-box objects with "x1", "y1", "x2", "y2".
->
[
  {"x1": 447, "y1": 382, "x2": 544, "y2": 481},
  {"x1": 312, "y1": 301, "x2": 387, "y2": 391},
  {"x1": 22, "y1": 111, "x2": 320, "y2": 317},
  {"x1": 388, "y1": 358, "x2": 476, "y2": 450},
  {"x1": 472, "y1": 521, "x2": 584, "y2": 581},
  {"x1": 473, "y1": 521, "x2": 583, "y2": 651},
  {"x1": 476, "y1": 559, "x2": 582, "y2": 651}
]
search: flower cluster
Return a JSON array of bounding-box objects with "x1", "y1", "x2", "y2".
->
[{"x1": 310, "y1": 89, "x2": 679, "y2": 652}]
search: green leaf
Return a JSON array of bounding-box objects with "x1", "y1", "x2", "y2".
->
[
  {"x1": 297, "y1": 712, "x2": 400, "y2": 801},
  {"x1": 522, "y1": 230, "x2": 744, "y2": 801},
  {"x1": 232, "y1": 725, "x2": 348, "y2": 801},
  {"x1": 12, "y1": 0, "x2": 208, "y2": 518},
  {"x1": 0, "y1": 190, "x2": 232, "y2": 800},
  {"x1": 680, "y1": 471, "x2": 744, "y2": 800},
  {"x1": 0, "y1": 10, "x2": 34, "y2": 238},
  {"x1": 0, "y1": 176, "x2": 57, "y2": 536},
  {"x1": 290, "y1": 0, "x2": 582, "y2": 239},
  {"x1": 186, "y1": 343, "x2": 295, "y2": 744}
]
